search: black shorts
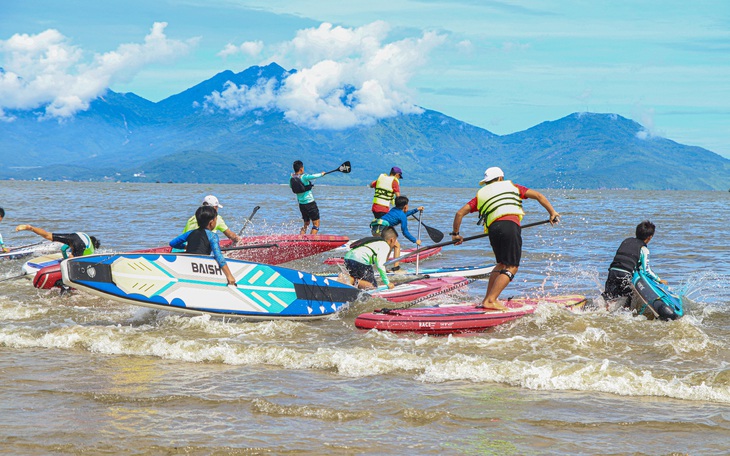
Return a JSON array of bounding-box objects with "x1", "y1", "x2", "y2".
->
[
  {"x1": 344, "y1": 259, "x2": 377, "y2": 285},
  {"x1": 372, "y1": 210, "x2": 388, "y2": 219},
  {"x1": 298, "y1": 202, "x2": 320, "y2": 223},
  {"x1": 488, "y1": 220, "x2": 522, "y2": 266}
]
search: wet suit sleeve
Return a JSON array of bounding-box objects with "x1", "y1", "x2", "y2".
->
[
  {"x1": 170, "y1": 230, "x2": 192, "y2": 249},
  {"x1": 302, "y1": 172, "x2": 325, "y2": 185},
  {"x1": 398, "y1": 211, "x2": 417, "y2": 243},
  {"x1": 52, "y1": 233, "x2": 84, "y2": 258},
  {"x1": 638, "y1": 246, "x2": 661, "y2": 282},
  {"x1": 207, "y1": 230, "x2": 227, "y2": 267}
]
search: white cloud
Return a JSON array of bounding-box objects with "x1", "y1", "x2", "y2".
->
[
  {"x1": 205, "y1": 22, "x2": 446, "y2": 129},
  {"x1": 218, "y1": 40, "x2": 264, "y2": 58},
  {"x1": 0, "y1": 22, "x2": 195, "y2": 120}
]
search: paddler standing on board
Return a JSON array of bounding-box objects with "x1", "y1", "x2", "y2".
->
[
  {"x1": 183, "y1": 195, "x2": 241, "y2": 244},
  {"x1": 15, "y1": 224, "x2": 100, "y2": 258},
  {"x1": 369, "y1": 167, "x2": 402, "y2": 218},
  {"x1": 451, "y1": 167, "x2": 560, "y2": 310},
  {"x1": 289, "y1": 160, "x2": 325, "y2": 235}
]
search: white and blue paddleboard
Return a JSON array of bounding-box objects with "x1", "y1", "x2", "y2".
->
[
  {"x1": 61, "y1": 253, "x2": 361, "y2": 320},
  {"x1": 22, "y1": 252, "x2": 64, "y2": 278},
  {"x1": 396, "y1": 264, "x2": 494, "y2": 279}
]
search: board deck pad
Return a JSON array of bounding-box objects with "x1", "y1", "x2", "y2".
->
[
  {"x1": 62, "y1": 253, "x2": 361, "y2": 319},
  {"x1": 354, "y1": 294, "x2": 587, "y2": 335}
]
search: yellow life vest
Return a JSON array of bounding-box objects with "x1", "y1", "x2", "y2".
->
[
  {"x1": 476, "y1": 180, "x2": 524, "y2": 231},
  {"x1": 372, "y1": 174, "x2": 398, "y2": 207}
]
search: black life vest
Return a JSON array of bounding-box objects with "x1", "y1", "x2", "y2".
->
[
  {"x1": 290, "y1": 175, "x2": 313, "y2": 194},
  {"x1": 185, "y1": 228, "x2": 212, "y2": 255},
  {"x1": 609, "y1": 237, "x2": 645, "y2": 273}
]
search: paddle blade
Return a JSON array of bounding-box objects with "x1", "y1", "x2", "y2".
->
[
  {"x1": 338, "y1": 161, "x2": 352, "y2": 173},
  {"x1": 424, "y1": 224, "x2": 444, "y2": 243}
]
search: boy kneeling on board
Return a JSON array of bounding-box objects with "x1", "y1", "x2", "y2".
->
[
  {"x1": 170, "y1": 205, "x2": 238, "y2": 287},
  {"x1": 341, "y1": 227, "x2": 398, "y2": 290}
]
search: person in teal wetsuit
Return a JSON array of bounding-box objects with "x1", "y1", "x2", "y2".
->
[
  {"x1": 0, "y1": 208, "x2": 8, "y2": 252},
  {"x1": 15, "y1": 224, "x2": 100, "y2": 258},
  {"x1": 290, "y1": 160, "x2": 326, "y2": 235}
]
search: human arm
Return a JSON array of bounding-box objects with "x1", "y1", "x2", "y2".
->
[
  {"x1": 639, "y1": 246, "x2": 667, "y2": 285},
  {"x1": 170, "y1": 230, "x2": 192, "y2": 249},
  {"x1": 207, "y1": 231, "x2": 228, "y2": 268},
  {"x1": 398, "y1": 213, "x2": 418, "y2": 244},
  {"x1": 451, "y1": 202, "x2": 473, "y2": 245},
  {"x1": 15, "y1": 224, "x2": 53, "y2": 241},
  {"x1": 524, "y1": 189, "x2": 560, "y2": 224},
  {"x1": 221, "y1": 264, "x2": 237, "y2": 286},
  {"x1": 222, "y1": 228, "x2": 240, "y2": 243},
  {"x1": 373, "y1": 243, "x2": 392, "y2": 287},
  {"x1": 392, "y1": 180, "x2": 400, "y2": 197}
]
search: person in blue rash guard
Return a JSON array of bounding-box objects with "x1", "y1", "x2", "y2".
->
[
  {"x1": 369, "y1": 196, "x2": 424, "y2": 271},
  {"x1": 170, "y1": 205, "x2": 238, "y2": 286}
]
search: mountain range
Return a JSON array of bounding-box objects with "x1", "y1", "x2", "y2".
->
[{"x1": 1, "y1": 62, "x2": 728, "y2": 190}]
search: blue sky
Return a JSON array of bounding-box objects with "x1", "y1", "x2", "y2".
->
[{"x1": 2, "y1": 0, "x2": 729, "y2": 157}]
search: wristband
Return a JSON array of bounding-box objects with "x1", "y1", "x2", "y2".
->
[{"x1": 449, "y1": 231, "x2": 459, "y2": 236}]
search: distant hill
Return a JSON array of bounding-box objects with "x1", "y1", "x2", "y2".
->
[{"x1": 1, "y1": 63, "x2": 728, "y2": 190}]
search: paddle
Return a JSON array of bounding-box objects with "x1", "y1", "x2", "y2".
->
[
  {"x1": 415, "y1": 210, "x2": 423, "y2": 275},
  {"x1": 221, "y1": 243, "x2": 278, "y2": 252},
  {"x1": 385, "y1": 219, "x2": 553, "y2": 266},
  {"x1": 410, "y1": 213, "x2": 443, "y2": 243},
  {"x1": 237, "y1": 205, "x2": 261, "y2": 237},
  {"x1": 8, "y1": 241, "x2": 45, "y2": 252},
  {"x1": 0, "y1": 273, "x2": 26, "y2": 283},
  {"x1": 323, "y1": 161, "x2": 352, "y2": 175}
]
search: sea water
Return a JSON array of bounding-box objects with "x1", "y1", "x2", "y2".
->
[{"x1": 0, "y1": 181, "x2": 728, "y2": 455}]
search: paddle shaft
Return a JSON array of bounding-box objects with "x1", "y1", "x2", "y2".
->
[
  {"x1": 385, "y1": 219, "x2": 553, "y2": 265},
  {"x1": 8, "y1": 241, "x2": 45, "y2": 252},
  {"x1": 0, "y1": 273, "x2": 27, "y2": 282},
  {"x1": 221, "y1": 243, "x2": 278, "y2": 252},
  {"x1": 237, "y1": 206, "x2": 261, "y2": 236},
  {"x1": 415, "y1": 210, "x2": 423, "y2": 274}
]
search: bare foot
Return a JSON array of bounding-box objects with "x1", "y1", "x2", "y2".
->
[{"x1": 476, "y1": 300, "x2": 509, "y2": 311}]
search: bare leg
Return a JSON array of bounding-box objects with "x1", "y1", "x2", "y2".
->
[
  {"x1": 300, "y1": 221, "x2": 310, "y2": 235},
  {"x1": 481, "y1": 264, "x2": 518, "y2": 310}
]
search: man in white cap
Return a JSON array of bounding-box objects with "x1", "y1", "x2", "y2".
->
[
  {"x1": 451, "y1": 167, "x2": 560, "y2": 310},
  {"x1": 182, "y1": 195, "x2": 241, "y2": 243}
]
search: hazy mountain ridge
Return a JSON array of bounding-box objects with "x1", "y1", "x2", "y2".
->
[{"x1": 1, "y1": 63, "x2": 728, "y2": 190}]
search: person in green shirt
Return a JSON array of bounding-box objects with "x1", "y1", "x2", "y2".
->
[{"x1": 183, "y1": 195, "x2": 241, "y2": 243}]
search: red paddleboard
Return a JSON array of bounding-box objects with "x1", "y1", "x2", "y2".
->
[
  {"x1": 354, "y1": 294, "x2": 587, "y2": 335},
  {"x1": 223, "y1": 234, "x2": 349, "y2": 264},
  {"x1": 369, "y1": 277, "x2": 470, "y2": 303},
  {"x1": 324, "y1": 246, "x2": 442, "y2": 265}
]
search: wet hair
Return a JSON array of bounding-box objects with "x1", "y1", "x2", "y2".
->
[
  {"x1": 636, "y1": 220, "x2": 656, "y2": 241},
  {"x1": 0, "y1": 207, "x2": 4, "y2": 218},
  {"x1": 90, "y1": 236, "x2": 101, "y2": 249},
  {"x1": 381, "y1": 226, "x2": 398, "y2": 241},
  {"x1": 195, "y1": 205, "x2": 218, "y2": 229},
  {"x1": 293, "y1": 160, "x2": 304, "y2": 172},
  {"x1": 394, "y1": 196, "x2": 409, "y2": 209}
]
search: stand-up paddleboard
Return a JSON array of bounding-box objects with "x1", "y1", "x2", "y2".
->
[
  {"x1": 630, "y1": 271, "x2": 683, "y2": 321},
  {"x1": 354, "y1": 294, "x2": 587, "y2": 335},
  {"x1": 223, "y1": 234, "x2": 349, "y2": 264},
  {"x1": 324, "y1": 246, "x2": 442, "y2": 265},
  {"x1": 395, "y1": 264, "x2": 494, "y2": 279},
  {"x1": 368, "y1": 277, "x2": 471, "y2": 303},
  {"x1": 0, "y1": 242, "x2": 60, "y2": 260},
  {"x1": 21, "y1": 253, "x2": 64, "y2": 278},
  {"x1": 61, "y1": 253, "x2": 361, "y2": 320}
]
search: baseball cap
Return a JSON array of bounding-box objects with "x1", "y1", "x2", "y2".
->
[
  {"x1": 479, "y1": 167, "x2": 504, "y2": 185},
  {"x1": 202, "y1": 195, "x2": 223, "y2": 208},
  {"x1": 391, "y1": 166, "x2": 403, "y2": 178}
]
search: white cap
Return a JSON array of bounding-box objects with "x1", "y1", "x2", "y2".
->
[
  {"x1": 479, "y1": 167, "x2": 504, "y2": 184},
  {"x1": 202, "y1": 195, "x2": 223, "y2": 208}
]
